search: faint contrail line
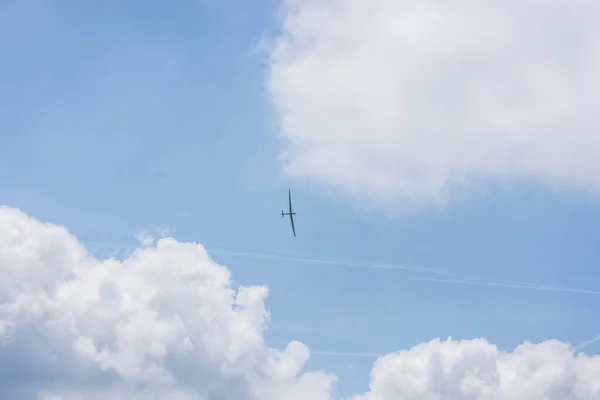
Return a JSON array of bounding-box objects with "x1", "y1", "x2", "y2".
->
[
  {"x1": 82, "y1": 241, "x2": 600, "y2": 296},
  {"x1": 575, "y1": 334, "x2": 600, "y2": 350},
  {"x1": 561, "y1": 276, "x2": 600, "y2": 280},
  {"x1": 312, "y1": 350, "x2": 381, "y2": 358},
  {"x1": 207, "y1": 248, "x2": 600, "y2": 295},
  {"x1": 207, "y1": 249, "x2": 429, "y2": 272},
  {"x1": 415, "y1": 277, "x2": 600, "y2": 295},
  {"x1": 314, "y1": 333, "x2": 600, "y2": 359}
]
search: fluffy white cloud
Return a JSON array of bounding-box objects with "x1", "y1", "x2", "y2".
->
[
  {"x1": 265, "y1": 0, "x2": 600, "y2": 209},
  {"x1": 0, "y1": 205, "x2": 335, "y2": 399},
  {"x1": 1, "y1": 205, "x2": 600, "y2": 399},
  {"x1": 352, "y1": 338, "x2": 600, "y2": 400}
]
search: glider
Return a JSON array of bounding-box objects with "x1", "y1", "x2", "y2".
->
[{"x1": 281, "y1": 189, "x2": 296, "y2": 237}]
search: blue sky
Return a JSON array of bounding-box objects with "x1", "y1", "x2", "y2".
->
[{"x1": 2, "y1": 1, "x2": 600, "y2": 398}]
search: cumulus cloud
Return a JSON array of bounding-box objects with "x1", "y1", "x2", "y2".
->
[
  {"x1": 1, "y1": 205, "x2": 600, "y2": 399},
  {"x1": 353, "y1": 338, "x2": 600, "y2": 400},
  {"x1": 265, "y1": 0, "x2": 600, "y2": 209},
  {"x1": 0, "y1": 205, "x2": 336, "y2": 399}
]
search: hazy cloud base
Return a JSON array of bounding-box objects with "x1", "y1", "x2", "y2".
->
[
  {"x1": 265, "y1": 0, "x2": 600, "y2": 210},
  {"x1": 1, "y1": 205, "x2": 599, "y2": 399}
]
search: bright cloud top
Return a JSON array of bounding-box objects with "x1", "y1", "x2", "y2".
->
[
  {"x1": 352, "y1": 338, "x2": 600, "y2": 400},
  {"x1": 1, "y1": 205, "x2": 599, "y2": 399},
  {"x1": 266, "y1": 0, "x2": 600, "y2": 209},
  {"x1": 0, "y1": 206, "x2": 335, "y2": 399}
]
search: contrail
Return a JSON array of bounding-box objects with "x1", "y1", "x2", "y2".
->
[
  {"x1": 575, "y1": 334, "x2": 600, "y2": 350},
  {"x1": 207, "y1": 248, "x2": 600, "y2": 296},
  {"x1": 416, "y1": 277, "x2": 600, "y2": 295},
  {"x1": 314, "y1": 333, "x2": 600, "y2": 359},
  {"x1": 314, "y1": 334, "x2": 600, "y2": 358},
  {"x1": 207, "y1": 249, "x2": 428, "y2": 272},
  {"x1": 561, "y1": 276, "x2": 600, "y2": 280},
  {"x1": 82, "y1": 240, "x2": 600, "y2": 296},
  {"x1": 311, "y1": 350, "x2": 381, "y2": 358}
]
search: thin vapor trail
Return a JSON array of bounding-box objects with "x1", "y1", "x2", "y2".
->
[
  {"x1": 312, "y1": 333, "x2": 600, "y2": 358},
  {"x1": 312, "y1": 350, "x2": 380, "y2": 358},
  {"x1": 561, "y1": 276, "x2": 600, "y2": 280},
  {"x1": 313, "y1": 332, "x2": 600, "y2": 360},
  {"x1": 416, "y1": 277, "x2": 600, "y2": 295},
  {"x1": 83, "y1": 241, "x2": 600, "y2": 296},
  {"x1": 207, "y1": 249, "x2": 428, "y2": 272},
  {"x1": 208, "y1": 248, "x2": 600, "y2": 295},
  {"x1": 575, "y1": 334, "x2": 600, "y2": 350}
]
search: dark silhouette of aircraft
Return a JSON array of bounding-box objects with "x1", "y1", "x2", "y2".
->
[{"x1": 281, "y1": 189, "x2": 296, "y2": 237}]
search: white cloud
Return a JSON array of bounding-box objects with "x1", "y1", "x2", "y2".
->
[
  {"x1": 265, "y1": 0, "x2": 600, "y2": 209},
  {"x1": 0, "y1": 205, "x2": 336, "y2": 399},
  {"x1": 352, "y1": 338, "x2": 600, "y2": 400},
  {"x1": 1, "y1": 205, "x2": 600, "y2": 399}
]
